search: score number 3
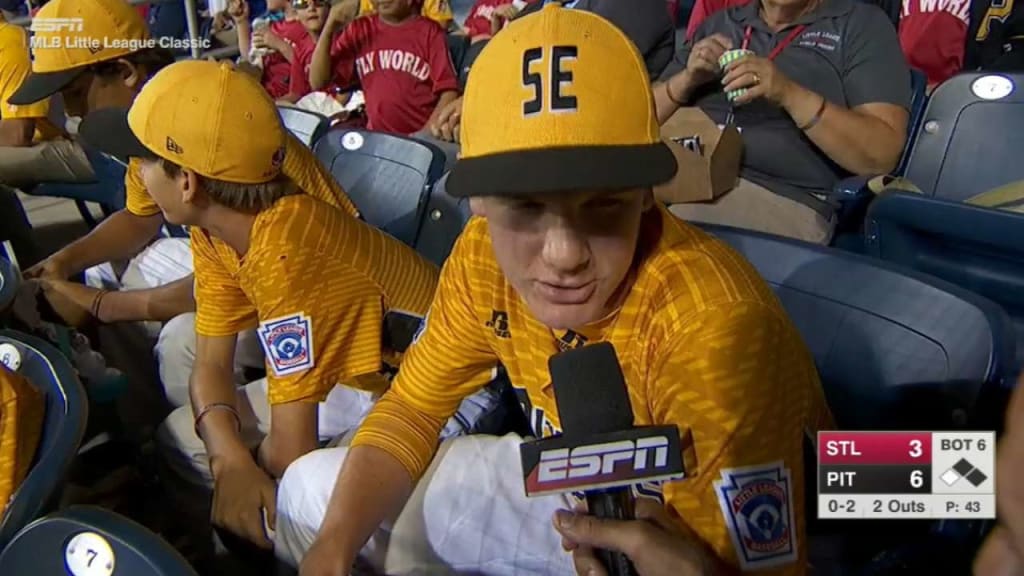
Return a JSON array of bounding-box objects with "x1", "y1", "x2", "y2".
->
[{"x1": 909, "y1": 439, "x2": 923, "y2": 458}]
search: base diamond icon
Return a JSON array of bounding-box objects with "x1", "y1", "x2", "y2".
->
[{"x1": 941, "y1": 458, "x2": 988, "y2": 487}]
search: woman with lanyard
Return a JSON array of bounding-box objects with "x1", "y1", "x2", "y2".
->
[{"x1": 653, "y1": 0, "x2": 911, "y2": 246}]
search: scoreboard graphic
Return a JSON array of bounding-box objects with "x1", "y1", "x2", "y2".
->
[{"x1": 817, "y1": 431, "x2": 995, "y2": 519}]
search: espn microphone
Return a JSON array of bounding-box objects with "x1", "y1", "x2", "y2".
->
[{"x1": 519, "y1": 342, "x2": 686, "y2": 576}]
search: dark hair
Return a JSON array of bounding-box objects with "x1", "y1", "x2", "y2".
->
[
  {"x1": 92, "y1": 48, "x2": 176, "y2": 81},
  {"x1": 158, "y1": 158, "x2": 298, "y2": 214}
]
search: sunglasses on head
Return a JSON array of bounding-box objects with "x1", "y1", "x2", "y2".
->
[{"x1": 292, "y1": 0, "x2": 328, "y2": 8}]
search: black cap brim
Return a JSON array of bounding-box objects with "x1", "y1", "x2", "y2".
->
[
  {"x1": 7, "y1": 68, "x2": 85, "y2": 106},
  {"x1": 78, "y1": 107, "x2": 157, "y2": 163},
  {"x1": 446, "y1": 142, "x2": 678, "y2": 198}
]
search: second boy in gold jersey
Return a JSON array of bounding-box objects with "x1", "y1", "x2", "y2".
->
[{"x1": 80, "y1": 59, "x2": 499, "y2": 549}]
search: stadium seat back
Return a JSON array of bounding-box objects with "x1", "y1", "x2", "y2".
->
[
  {"x1": 315, "y1": 130, "x2": 446, "y2": 247},
  {"x1": 0, "y1": 331, "x2": 88, "y2": 547},
  {"x1": 0, "y1": 506, "x2": 197, "y2": 575},
  {"x1": 413, "y1": 173, "x2": 472, "y2": 267},
  {"x1": 903, "y1": 73, "x2": 1024, "y2": 202},
  {"x1": 895, "y1": 68, "x2": 929, "y2": 176},
  {"x1": 866, "y1": 192, "x2": 1024, "y2": 369},
  {"x1": 701, "y1": 224, "x2": 1016, "y2": 430},
  {"x1": 0, "y1": 257, "x2": 16, "y2": 313},
  {"x1": 277, "y1": 105, "x2": 330, "y2": 147},
  {"x1": 30, "y1": 149, "x2": 127, "y2": 229}
]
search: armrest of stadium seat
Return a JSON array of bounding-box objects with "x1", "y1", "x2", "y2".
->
[
  {"x1": 832, "y1": 175, "x2": 874, "y2": 200},
  {"x1": 867, "y1": 192, "x2": 1024, "y2": 252},
  {"x1": 830, "y1": 175, "x2": 878, "y2": 234}
]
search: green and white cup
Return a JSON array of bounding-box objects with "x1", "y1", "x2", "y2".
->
[{"x1": 718, "y1": 49, "x2": 754, "y2": 102}]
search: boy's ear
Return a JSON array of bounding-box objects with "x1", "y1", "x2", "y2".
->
[
  {"x1": 181, "y1": 170, "x2": 200, "y2": 205},
  {"x1": 469, "y1": 196, "x2": 486, "y2": 217},
  {"x1": 118, "y1": 59, "x2": 143, "y2": 90}
]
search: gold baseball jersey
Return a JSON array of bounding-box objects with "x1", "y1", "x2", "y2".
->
[
  {"x1": 352, "y1": 205, "x2": 832, "y2": 573},
  {"x1": 359, "y1": 0, "x2": 453, "y2": 26},
  {"x1": 124, "y1": 132, "x2": 359, "y2": 219},
  {"x1": 191, "y1": 193, "x2": 438, "y2": 405},
  {"x1": 0, "y1": 20, "x2": 60, "y2": 142}
]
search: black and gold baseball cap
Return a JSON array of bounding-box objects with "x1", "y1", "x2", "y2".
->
[{"x1": 446, "y1": 4, "x2": 677, "y2": 198}]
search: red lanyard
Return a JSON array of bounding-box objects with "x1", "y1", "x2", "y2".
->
[{"x1": 741, "y1": 24, "x2": 807, "y2": 61}]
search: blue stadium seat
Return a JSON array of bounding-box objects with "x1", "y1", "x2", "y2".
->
[
  {"x1": 701, "y1": 223, "x2": 1017, "y2": 429},
  {"x1": 315, "y1": 129, "x2": 446, "y2": 247},
  {"x1": 902, "y1": 72, "x2": 1024, "y2": 202},
  {"x1": 0, "y1": 506, "x2": 197, "y2": 575},
  {"x1": 896, "y1": 67, "x2": 929, "y2": 176},
  {"x1": 24, "y1": 149, "x2": 127, "y2": 229},
  {"x1": 0, "y1": 256, "x2": 17, "y2": 313},
  {"x1": 701, "y1": 224, "x2": 1016, "y2": 571},
  {"x1": 0, "y1": 331, "x2": 88, "y2": 548},
  {"x1": 278, "y1": 105, "x2": 331, "y2": 148},
  {"x1": 413, "y1": 172, "x2": 472, "y2": 267},
  {"x1": 865, "y1": 191, "x2": 1024, "y2": 369}
]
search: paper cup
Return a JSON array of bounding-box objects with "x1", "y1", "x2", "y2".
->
[{"x1": 718, "y1": 49, "x2": 754, "y2": 102}]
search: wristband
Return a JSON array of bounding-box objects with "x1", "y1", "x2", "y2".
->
[
  {"x1": 664, "y1": 81, "x2": 685, "y2": 107},
  {"x1": 90, "y1": 289, "x2": 110, "y2": 319},
  {"x1": 194, "y1": 402, "x2": 242, "y2": 438},
  {"x1": 799, "y1": 96, "x2": 827, "y2": 131}
]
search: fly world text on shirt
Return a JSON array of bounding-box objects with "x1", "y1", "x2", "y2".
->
[{"x1": 355, "y1": 49, "x2": 432, "y2": 81}]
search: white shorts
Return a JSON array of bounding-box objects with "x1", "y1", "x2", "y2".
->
[
  {"x1": 275, "y1": 433, "x2": 577, "y2": 575},
  {"x1": 85, "y1": 236, "x2": 194, "y2": 338}
]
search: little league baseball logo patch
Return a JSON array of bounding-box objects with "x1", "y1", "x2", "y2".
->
[
  {"x1": 258, "y1": 314, "x2": 315, "y2": 376},
  {"x1": 714, "y1": 461, "x2": 797, "y2": 570}
]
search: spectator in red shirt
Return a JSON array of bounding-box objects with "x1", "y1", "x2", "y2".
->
[
  {"x1": 462, "y1": 0, "x2": 534, "y2": 42},
  {"x1": 282, "y1": 0, "x2": 353, "y2": 102},
  {"x1": 309, "y1": 0, "x2": 459, "y2": 135},
  {"x1": 898, "y1": 0, "x2": 967, "y2": 88},
  {"x1": 228, "y1": 0, "x2": 309, "y2": 99}
]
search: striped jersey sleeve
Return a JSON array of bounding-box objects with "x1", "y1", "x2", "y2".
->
[
  {"x1": 124, "y1": 159, "x2": 162, "y2": 217},
  {"x1": 351, "y1": 224, "x2": 499, "y2": 478},
  {"x1": 191, "y1": 230, "x2": 258, "y2": 337},
  {"x1": 651, "y1": 302, "x2": 825, "y2": 574},
  {"x1": 281, "y1": 133, "x2": 360, "y2": 218}
]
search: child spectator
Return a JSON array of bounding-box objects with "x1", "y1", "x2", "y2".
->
[
  {"x1": 360, "y1": 0, "x2": 454, "y2": 30},
  {"x1": 230, "y1": 0, "x2": 308, "y2": 99},
  {"x1": 283, "y1": 0, "x2": 352, "y2": 103},
  {"x1": 309, "y1": 0, "x2": 459, "y2": 135}
]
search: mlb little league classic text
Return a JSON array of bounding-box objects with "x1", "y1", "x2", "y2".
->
[{"x1": 30, "y1": 36, "x2": 211, "y2": 52}]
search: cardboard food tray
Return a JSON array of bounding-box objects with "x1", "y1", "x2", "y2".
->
[{"x1": 654, "y1": 108, "x2": 743, "y2": 204}]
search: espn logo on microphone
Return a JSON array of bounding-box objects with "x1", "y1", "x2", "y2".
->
[{"x1": 520, "y1": 426, "x2": 686, "y2": 496}]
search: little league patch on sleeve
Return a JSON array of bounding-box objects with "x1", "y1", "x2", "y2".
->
[
  {"x1": 258, "y1": 314, "x2": 315, "y2": 377},
  {"x1": 714, "y1": 461, "x2": 797, "y2": 571}
]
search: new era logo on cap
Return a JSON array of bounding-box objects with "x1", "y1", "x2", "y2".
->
[{"x1": 166, "y1": 137, "x2": 184, "y2": 154}]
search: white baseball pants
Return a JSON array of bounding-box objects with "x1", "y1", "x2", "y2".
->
[{"x1": 275, "y1": 433, "x2": 578, "y2": 575}]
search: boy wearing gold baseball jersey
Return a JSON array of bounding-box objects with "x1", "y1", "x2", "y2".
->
[
  {"x1": 283, "y1": 5, "x2": 831, "y2": 575},
  {"x1": 10, "y1": 0, "x2": 361, "y2": 409},
  {"x1": 79, "y1": 59, "x2": 500, "y2": 549}
]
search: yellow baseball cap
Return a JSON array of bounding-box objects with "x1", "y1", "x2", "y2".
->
[
  {"x1": 9, "y1": 0, "x2": 151, "y2": 105},
  {"x1": 446, "y1": 4, "x2": 676, "y2": 198},
  {"x1": 78, "y1": 60, "x2": 287, "y2": 184}
]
